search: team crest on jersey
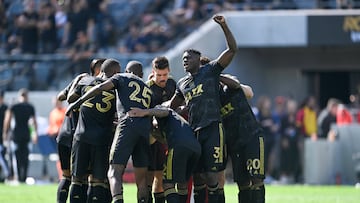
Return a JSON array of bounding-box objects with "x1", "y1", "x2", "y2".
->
[{"x1": 220, "y1": 102, "x2": 234, "y2": 117}]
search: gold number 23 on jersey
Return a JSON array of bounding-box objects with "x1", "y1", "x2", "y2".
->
[
  {"x1": 83, "y1": 89, "x2": 115, "y2": 113},
  {"x1": 128, "y1": 81, "x2": 152, "y2": 108}
]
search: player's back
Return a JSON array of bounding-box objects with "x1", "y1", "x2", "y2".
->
[
  {"x1": 75, "y1": 77, "x2": 116, "y2": 145},
  {"x1": 220, "y1": 87, "x2": 262, "y2": 144},
  {"x1": 157, "y1": 109, "x2": 200, "y2": 151},
  {"x1": 111, "y1": 73, "x2": 152, "y2": 115}
]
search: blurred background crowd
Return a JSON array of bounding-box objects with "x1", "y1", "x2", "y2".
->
[{"x1": 0, "y1": 0, "x2": 360, "y2": 91}]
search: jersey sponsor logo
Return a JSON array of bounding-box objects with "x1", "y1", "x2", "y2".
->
[{"x1": 185, "y1": 84, "x2": 203, "y2": 102}]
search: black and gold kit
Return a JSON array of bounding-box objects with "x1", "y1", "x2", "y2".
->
[
  {"x1": 109, "y1": 73, "x2": 152, "y2": 167},
  {"x1": 71, "y1": 77, "x2": 116, "y2": 179},
  {"x1": 147, "y1": 77, "x2": 177, "y2": 108},
  {"x1": 156, "y1": 109, "x2": 201, "y2": 183},
  {"x1": 146, "y1": 77, "x2": 177, "y2": 171},
  {"x1": 175, "y1": 61, "x2": 225, "y2": 172},
  {"x1": 57, "y1": 78, "x2": 81, "y2": 171},
  {"x1": 220, "y1": 86, "x2": 265, "y2": 183}
]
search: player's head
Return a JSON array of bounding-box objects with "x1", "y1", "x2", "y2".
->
[
  {"x1": 125, "y1": 60, "x2": 144, "y2": 78},
  {"x1": 18, "y1": 88, "x2": 29, "y2": 101},
  {"x1": 151, "y1": 56, "x2": 170, "y2": 88},
  {"x1": 182, "y1": 49, "x2": 201, "y2": 74},
  {"x1": 200, "y1": 56, "x2": 211, "y2": 66},
  {"x1": 101, "y1": 58, "x2": 121, "y2": 78},
  {"x1": 90, "y1": 58, "x2": 106, "y2": 76}
]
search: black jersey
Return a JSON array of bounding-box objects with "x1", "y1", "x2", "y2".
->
[
  {"x1": 147, "y1": 77, "x2": 177, "y2": 107},
  {"x1": 220, "y1": 86, "x2": 263, "y2": 145},
  {"x1": 0, "y1": 103, "x2": 7, "y2": 145},
  {"x1": 57, "y1": 78, "x2": 81, "y2": 146},
  {"x1": 157, "y1": 109, "x2": 200, "y2": 151},
  {"x1": 74, "y1": 77, "x2": 116, "y2": 146},
  {"x1": 110, "y1": 73, "x2": 152, "y2": 117},
  {"x1": 175, "y1": 61, "x2": 223, "y2": 131},
  {"x1": 10, "y1": 102, "x2": 35, "y2": 144}
]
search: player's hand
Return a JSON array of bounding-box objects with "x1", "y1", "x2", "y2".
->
[
  {"x1": 128, "y1": 107, "x2": 147, "y2": 117},
  {"x1": 213, "y1": 15, "x2": 225, "y2": 25},
  {"x1": 65, "y1": 102, "x2": 78, "y2": 116}
]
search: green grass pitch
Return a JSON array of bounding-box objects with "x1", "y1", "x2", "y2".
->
[{"x1": 0, "y1": 183, "x2": 359, "y2": 203}]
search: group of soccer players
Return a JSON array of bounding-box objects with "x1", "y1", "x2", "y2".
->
[{"x1": 55, "y1": 14, "x2": 266, "y2": 203}]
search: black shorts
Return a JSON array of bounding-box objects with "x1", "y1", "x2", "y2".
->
[
  {"x1": 148, "y1": 141, "x2": 167, "y2": 171},
  {"x1": 71, "y1": 140, "x2": 110, "y2": 180},
  {"x1": 229, "y1": 133, "x2": 265, "y2": 184},
  {"x1": 194, "y1": 121, "x2": 225, "y2": 173},
  {"x1": 109, "y1": 117, "x2": 151, "y2": 168},
  {"x1": 163, "y1": 146, "x2": 200, "y2": 183},
  {"x1": 58, "y1": 143, "x2": 71, "y2": 171}
]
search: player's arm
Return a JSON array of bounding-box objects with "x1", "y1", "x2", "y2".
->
[
  {"x1": 169, "y1": 94, "x2": 184, "y2": 111},
  {"x1": 241, "y1": 84, "x2": 254, "y2": 99},
  {"x1": 57, "y1": 83, "x2": 71, "y2": 101},
  {"x1": 65, "y1": 79, "x2": 114, "y2": 116},
  {"x1": 128, "y1": 107, "x2": 170, "y2": 118},
  {"x1": 213, "y1": 15, "x2": 237, "y2": 69},
  {"x1": 2, "y1": 109, "x2": 12, "y2": 143},
  {"x1": 67, "y1": 73, "x2": 89, "y2": 103},
  {"x1": 220, "y1": 74, "x2": 254, "y2": 99},
  {"x1": 30, "y1": 115, "x2": 38, "y2": 144}
]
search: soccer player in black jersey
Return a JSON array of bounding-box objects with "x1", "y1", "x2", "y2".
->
[
  {"x1": 128, "y1": 106, "x2": 201, "y2": 203},
  {"x1": 146, "y1": 56, "x2": 177, "y2": 203},
  {"x1": 169, "y1": 14, "x2": 236, "y2": 203},
  {"x1": 56, "y1": 58, "x2": 105, "y2": 203},
  {"x1": 220, "y1": 75, "x2": 266, "y2": 203},
  {"x1": 68, "y1": 59, "x2": 119, "y2": 203},
  {"x1": 125, "y1": 60, "x2": 144, "y2": 79},
  {"x1": 66, "y1": 59, "x2": 153, "y2": 203}
]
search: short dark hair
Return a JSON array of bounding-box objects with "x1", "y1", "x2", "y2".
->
[
  {"x1": 101, "y1": 59, "x2": 121, "y2": 75},
  {"x1": 152, "y1": 56, "x2": 169, "y2": 70},
  {"x1": 184, "y1": 49, "x2": 201, "y2": 57},
  {"x1": 90, "y1": 58, "x2": 106, "y2": 75},
  {"x1": 18, "y1": 88, "x2": 28, "y2": 97}
]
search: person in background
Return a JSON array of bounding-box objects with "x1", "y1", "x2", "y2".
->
[
  {"x1": 279, "y1": 99, "x2": 299, "y2": 184},
  {"x1": 0, "y1": 90, "x2": 9, "y2": 182},
  {"x1": 295, "y1": 95, "x2": 318, "y2": 183},
  {"x1": 2, "y1": 88, "x2": 38, "y2": 183}
]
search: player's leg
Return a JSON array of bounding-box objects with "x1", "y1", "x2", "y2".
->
[
  {"x1": 247, "y1": 135, "x2": 266, "y2": 203},
  {"x1": 218, "y1": 170, "x2": 226, "y2": 203},
  {"x1": 163, "y1": 148, "x2": 179, "y2": 203},
  {"x1": 146, "y1": 170, "x2": 154, "y2": 203},
  {"x1": 87, "y1": 145, "x2": 111, "y2": 203},
  {"x1": 250, "y1": 178, "x2": 265, "y2": 203},
  {"x1": 69, "y1": 140, "x2": 90, "y2": 203},
  {"x1": 199, "y1": 122, "x2": 225, "y2": 203},
  {"x1": 132, "y1": 135, "x2": 152, "y2": 203},
  {"x1": 179, "y1": 148, "x2": 200, "y2": 203},
  {"x1": 57, "y1": 144, "x2": 72, "y2": 203},
  {"x1": 193, "y1": 173, "x2": 207, "y2": 203},
  {"x1": 152, "y1": 141, "x2": 166, "y2": 203},
  {"x1": 108, "y1": 164, "x2": 126, "y2": 203}
]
